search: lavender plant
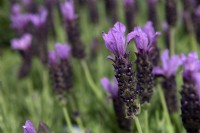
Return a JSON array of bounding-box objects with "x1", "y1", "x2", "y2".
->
[{"x1": 23, "y1": 120, "x2": 50, "y2": 133}]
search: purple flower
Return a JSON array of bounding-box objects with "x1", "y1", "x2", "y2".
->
[
  {"x1": 10, "y1": 13, "x2": 31, "y2": 30},
  {"x1": 153, "y1": 49, "x2": 181, "y2": 77},
  {"x1": 29, "y1": 7, "x2": 48, "y2": 27},
  {"x1": 128, "y1": 21, "x2": 160, "y2": 53},
  {"x1": 195, "y1": 6, "x2": 200, "y2": 16},
  {"x1": 11, "y1": 33, "x2": 32, "y2": 50},
  {"x1": 23, "y1": 120, "x2": 36, "y2": 133},
  {"x1": 101, "y1": 77, "x2": 118, "y2": 97},
  {"x1": 147, "y1": 0, "x2": 157, "y2": 4},
  {"x1": 22, "y1": 0, "x2": 32, "y2": 6},
  {"x1": 102, "y1": 22, "x2": 133, "y2": 58},
  {"x1": 193, "y1": 73, "x2": 200, "y2": 99},
  {"x1": 182, "y1": 52, "x2": 200, "y2": 80},
  {"x1": 61, "y1": 0, "x2": 78, "y2": 21},
  {"x1": 55, "y1": 43, "x2": 71, "y2": 60},
  {"x1": 11, "y1": 4, "x2": 21, "y2": 15}
]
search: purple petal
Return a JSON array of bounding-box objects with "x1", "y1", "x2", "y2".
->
[
  {"x1": 152, "y1": 67, "x2": 165, "y2": 76},
  {"x1": 11, "y1": 33, "x2": 32, "y2": 50},
  {"x1": 113, "y1": 22, "x2": 126, "y2": 34},
  {"x1": 55, "y1": 43, "x2": 71, "y2": 60},
  {"x1": 61, "y1": 0, "x2": 78, "y2": 21},
  {"x1": 193, "y1": 73, "x2": 200, "y2": 100},
  {"x1": 23, "y1": 120, "x2": 37, "y2": 133},
  {"x1": 48, "y1": 50, "x2": 57, "y2": 64},
  {"x1": 161, "y1": 50, "x2": 169, "y2": 71},
  {"x1": 101, "y1": 77, "x2": 112, "y2": 94}
]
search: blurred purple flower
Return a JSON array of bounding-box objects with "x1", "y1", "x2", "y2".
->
[
  {"x1": 22, "y1": 0, "x2": 32, "y2": 6},
  {"x1": 61, "y1": 0, "x2": 78, "y2": 21},
  {"x1": 11, "y1": 33, "x2": 32, "y2": 50},
  {"x1": 182, "y1": 52, "x2": 200, "y2": 80},
  {"x1": 102, "y1": 22, "x2": 133, "y2": 58},
  {"x1": 10, "y1": 13, "x2": 31, "y2": 30},
  {"x1": 128, "y1": 21, "x2": 160, "y2": 53},
  {"x1": 23, "y1": 120, "x2": 36, "y2": 133},
  {"x1": 195, "y1": 6, "x2": 200, "y2": 16},
  {"x1": 11, "y1": 4, "x2": 21, "y2": 15},
  {"x1": 55, "y1": 43, "x2": 71, "y2": 60},
  {"x1": 123, "y1": 0, "x2": 134, "y2": 5},
  {"x1": 153, "y1": 49, "x2": 181, "y2": 77},
  {"x1": 29, "y1": 7, "x2": 48, "y2": 27},
  {"x1": 147, "y1": 0, "x2": 157, "y2": 4},
  {"x1": 101, "y1": 77, "x2": 118, "y2": 97}
]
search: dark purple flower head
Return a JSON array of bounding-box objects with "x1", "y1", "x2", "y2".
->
[
  {"x1": 61, "y1": 0, "x2": 78, "y2": 21},
  {"x1": 101, "y1": 77, "x2": 118, "y2": 97},
  {"x1": 55, "y1": 43, "x2": 71, "y2": 60},
  {"x1": 22, "y1": 0, "x2": 32, "y2": 6},
  {"x1": 29, "y1": 7, "x2": 48, "y2": 28},
  {"x1": 153, "y1": 49, "x2": 181, "y2": 77},
  {"x1": 123, "y1": 0, "x2": 135, "y2": 5},
  {"x1": 11, "y1": 33, "x2": 32, "y2": 50},
  {"x1": 147, "y1": 0, "x2": 157, "y2": 4},
  {"x1": 23, "y1": 120, "x2": 36, "y2": 133},
  {"x1": 128, "y1": 21, "x2": 160, "y2": 53},
  {"x1": 48, "y1": 50, "x2": 58, "y2": 64},
  {"x1": 102, "y1": 22, "x2": 133, "y2": 58}
]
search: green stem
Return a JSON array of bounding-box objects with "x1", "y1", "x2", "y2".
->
[
  {"x1": 158, "y1": 86, "x2": 174, "y2": 133},
  {"x1": 145, "y1": 110, "x2": 149, "y2": 133},
  {"x1": 76, "y1": 117, "x2": 84, "y2": 133},
  {"x1": 134, "y1": 117, "x2": 143, "y2": 133},
  {"x1": 190, "y1": 34, "x2": 197, "y2": 52},
  {"x1": 170, "y1": 28, "x2": 175, "y2": 55},
  {"x1": 81, "y1": 60, "x2": 102, "y2": 100},
  {"x1": 62, "y1": 106, "x2": 74, "y2": 133}
]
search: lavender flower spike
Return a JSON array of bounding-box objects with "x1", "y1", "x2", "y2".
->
[
  {"x1": 101, "y1": 77, "x2": 132, "y2": 131},
  {"x1": 153, "y1": 49, "x2": 181, "y2": 78},
  {"x1": 11, "y1": 33, "x2": 32, "y2": 50},
  {"x1": 153, "y1": 50, "x2": 181, "y2": 113},
  {"x1": 181, "y1": 52, "x2": 200, "y2": 133},
  {"x1": 61, "y1": 0, "x2": 78, "y2": 21},
  {"x1": 102, "y1": 22, "x2": 138, "y2": 118},
  {"x1": 23, "y1": 120, "x2": 36, "y2": 133}
]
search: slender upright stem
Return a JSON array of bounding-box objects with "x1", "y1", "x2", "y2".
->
[
  {"x1": 76, "y1": 117, "x2": 84, "y2": 133},
  {"x1": 158, "y1": 86, "x2": 174, "y2": 133},
  {"x1": 170, "y1": 28, "x2": 175, "y2": 55},
  {"x1": 134, "y1": 117, "x2": 143, "y2": 133},
  {"x1": 81, "y1": 60, "x2": 102, "y2": 100},
  {"x1": 62, "y1": 106, "x2": 74, "y2": 133},
  {"x1": 145, "y1": 110, "x2": 149, "y2": 133}
]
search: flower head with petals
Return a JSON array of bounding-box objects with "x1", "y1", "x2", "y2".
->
[
  {"x1": 48, "y1": 50, "x2": 58, "y2": 64},
  {"x1": 128, "y1": 21, "x2": 160, "y2": 53},
  {"x1": 61, "y1": 0, "x2": 78, "y2": 21},
  {"x1": 11, "y1": 33, "x2": 32, "y2": 50},
  {"x1": 102, "y1": 22, "x2": 134, "y2": 59},
  {"x1": 101, "y1": 77, "x2": 118, "y2": 97},
  {"x1": 23, "y1": 120, "x2": 36, "y2": 133},
  {"x1": 55, "y1": 43, "x2": 71, "y2": 60},
  {"x1": 153, "y1": 49, "x2": 181, "y2": 77}
]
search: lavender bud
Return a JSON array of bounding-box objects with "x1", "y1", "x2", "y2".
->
[
  {"x1": 165, "y1": 0, "x2": 177, "y2": 27},
  {"x1": 123, "y1": 0, "x2": 135, "y2": 32},
  {"x1": 129, "y1": 22, "x2": 160, "y2": 104},
  {"x1": 102, "y1": 22, "x2": 139, "y2": 118},
  {"x1": 181, "y1": 52, "x2": 200, "y2": 133},
  {"x1": 147, "y1": 0, "x2": 158, "y2": 28},
  {"x1": 87, "y1": 0, "x2": 99, "y2": 24},
  {"x1": 104, "y1": 0, "x2": 118, "y2": 23},
  {"x1": 61, "y1": 1, "x2": 85, "y2": 59}
]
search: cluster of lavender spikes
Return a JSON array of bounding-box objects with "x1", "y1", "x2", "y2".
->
[{"x1": 102, "y1": 21, "x2": 160, "y2": 118}]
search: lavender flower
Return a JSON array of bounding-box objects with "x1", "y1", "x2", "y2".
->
[
  {"x1": 101, "y1": 77, "x2": 132, "y2": 131},
  {"x1": 123, "y1": 0, "x2": 135, "y2": 32},
  {"x1": 104, "y1": 0, "x2": 118, "y2": 23},
  {"x1": 162, "y1": 21, "x2": 170, "y2": 49},
  {"x1": 87, "y1": 0, "x2": 99, "y2": 24},
  {"x1": 193, "y1": 6, "x2": 200, "y2": 44},
  {"x1": 61, "y1": 0, "x2": 78, "y2": 22},
  {"x1": 165, "y1": 0, "x2": 177, "y2": 26},
  {"x1": 11, "y1": 4, "x2": 21, "y2": 15},
  {"x1": 181, "y1": 52, "x2": 200, "y2": 133},
  {"x1": 153, "y1": 50, "x2": 181, "y2": 113},
  {"x1": 61, "y1": 0, "x2": 85, "y2": 59},
  {"x1": 102, "y1": 22, "x2": 138, "y2": 118},
  {"x1": 23, "y1": 120, "x2": 50, "y2": 133},
  {"x1": 147, "y1": 0, "x2": 158, "y2": 28},
  {"x1": 49, "y1": 43, "x2": 73, "y2": 100},
  {"x1": 153, "y1": 50, "x2": 181, "y2": 78},
  {"x1": 129, "y1": 22, "x2": 160, "y2": 104},
  {"x1": 11, "y1": 33, "x2": 32, "y2": 50},
  {"x1": 23, "y1": 120, "x2": 36, "y2": 133}
]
